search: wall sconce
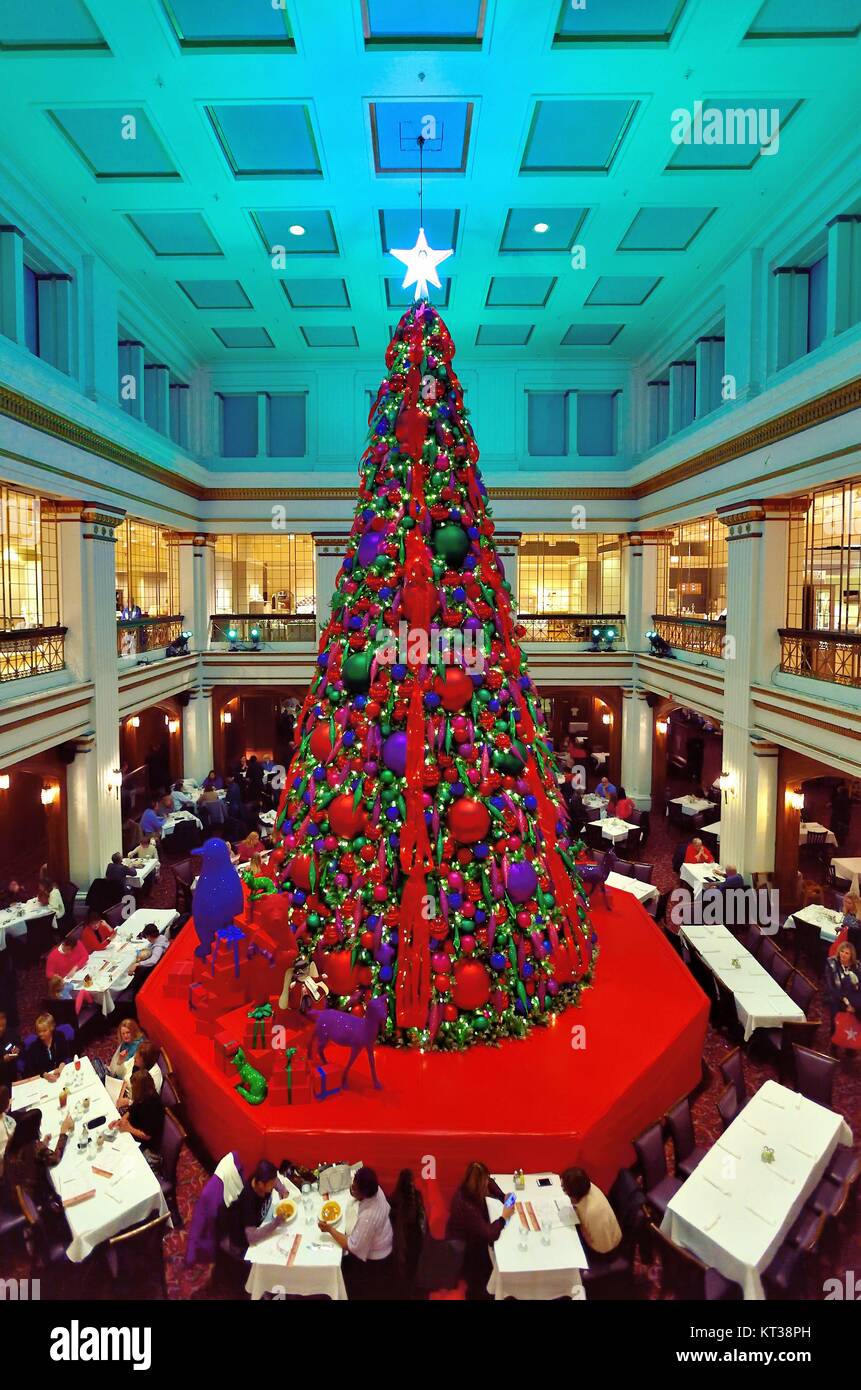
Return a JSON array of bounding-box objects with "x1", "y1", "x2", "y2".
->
[
  {"x1": 167, "y1": 718, "x2": 180, "y2": 734},
  {"x1": 717, "y1": 770, "x2": 735, "y2": 803},
  {"x1": 0, "y1": 773, "x2": 9, "y2": 791},
  {"x1": 787, "y1": 789, "x2": 805, "y2": 813},
  {"x1": 128, "y1": 715, "x2": 140, "y2": 729},
  {"x1": 655, "y1": 718, "x2": 668, "y2": 736},
  {"x1": 107, "y1": 768, "x2": 123, "y2": 800},
  {"x1": 602, "y1": 712, "x2": 612, "y2": 726},
  {"x1": 222, "y1": 711, "x2": 232, "y2": 725},
  {"x1": 40, "y1": 783, "x2": 58, "y2": 807}
]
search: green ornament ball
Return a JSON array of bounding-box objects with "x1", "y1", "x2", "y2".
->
[
  {"x1": 433, "y1": 524, "x2": 470, "y2": 566},
  {"x1": 342, "y1": 649, "x2": 373, "y2": 692},
  {"x1": 495, "y1": 739, "x2": 529, "y2": 776},
  {"x1": 326, "y1": 687, "x2": 342, "y2": 704}
]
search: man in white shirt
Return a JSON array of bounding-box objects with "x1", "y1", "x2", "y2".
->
[{"x1": 318, "y1": 1165, "x2": 393, "y2": 1299}]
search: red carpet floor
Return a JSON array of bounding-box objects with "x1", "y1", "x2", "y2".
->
[{"x1": 138, "y1": 892, "x2": 708, "y2": 1195}]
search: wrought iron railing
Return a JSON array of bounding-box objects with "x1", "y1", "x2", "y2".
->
[
  {"x1": 652, "y1": 614, "x2": 726, "y2": 658},
  {"x1": 117, "y1": 615, "x2": 184, "y2": 658},
  {"x1": 516, "y1": 613, "x2": 626, "y2": 645},
  {"x1": 0, "y1": 626, "x2": 67, "y2": 682},
  {"x1": 210, "y1": 613, "x2": 317, "y2": 644},
  {"x1": 779, "y1": 628, "x2": 861, "y2": 688}
]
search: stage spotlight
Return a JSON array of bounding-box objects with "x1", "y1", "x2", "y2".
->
[{"x1": 646, "y1": 629, "x2": 674, "y2": 658}]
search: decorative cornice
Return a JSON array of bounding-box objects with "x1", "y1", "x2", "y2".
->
[
  {"x1": 623, "y1": 529, "x2": 674, "y2": 547},
  {"x1": 2, "y1": 374, "x2": 861, "y2": 512},
  {"x1": 716, "y1": 497, "x2": 811, "y2": 534}
]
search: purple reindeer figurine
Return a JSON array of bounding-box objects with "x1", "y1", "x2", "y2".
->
[
  {"x1": 307, "y1": 995, "x2": 389, "y2": 1096},
  {"x1": 578, "y1": 850, "x2": 615, "y2": 909}
]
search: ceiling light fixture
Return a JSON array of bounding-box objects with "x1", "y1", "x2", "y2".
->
[
  {"x1": 533, "y1": 222, "x2": 549, "y2": 233},
  {"x1": 289, "y1": 224, "x2": 305, "y2": 237}
]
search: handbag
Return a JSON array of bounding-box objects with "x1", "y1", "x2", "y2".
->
[{"x1": 832, "y1": 1010, "x2": 861, "y2": 1050}]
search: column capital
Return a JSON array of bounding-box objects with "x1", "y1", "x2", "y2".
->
[
  {"x1": 73, "y1": 733, "x2": 96, "y2": 756},
  {"x1": 716, "y1": 496, "x2": 810, "y2": 537},
  {"x1": 168, "y1": 531, "x2": 216, "y2": 548},
  {"x1": 49, "y1": 501, "x2": 126, "y2": 537},
  {"x1": 623, "y1": 529, "x2": 673, "y2": 548},
  {"x1": 313, "y1": 532, "x2": 351, "y2": 555}
]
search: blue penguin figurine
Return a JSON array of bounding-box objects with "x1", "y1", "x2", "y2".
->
[{"x1": 191, "y1": 837, "x2": 246, "y2": 960}]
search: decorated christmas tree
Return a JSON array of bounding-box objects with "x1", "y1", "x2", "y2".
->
[{"x1": 270, "y1": 300, "x2": 597, "y2": 1050}]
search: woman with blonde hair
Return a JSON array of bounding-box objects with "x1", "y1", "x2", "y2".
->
[
  {"x1": 445, "y1": 1161, "x2": 515, "y2": 1300},
  {"x1": 824, "y1": 939, "x2": 861, "y2": 1030},
  {"x1": 236, "y1": 830, "x2": 262, "y2": 864},
  {"x1": 103, "y1": 1017, "x2": 144, "y2": 1081}
]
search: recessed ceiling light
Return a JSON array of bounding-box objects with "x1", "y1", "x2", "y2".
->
[
  {"x1": 289, "y1": 224, "x2": 305, "y2": 236},
  {"x1": 533, "y1": 222, "x2": 549, "y2": 234}
]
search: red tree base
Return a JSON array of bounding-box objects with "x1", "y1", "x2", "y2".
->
[{"x1": 138, "y1": 896, "x2": 707, "y2": 1196}]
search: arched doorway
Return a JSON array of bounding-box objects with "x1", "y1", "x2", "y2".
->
[
  {"x1": 537, "y1": 685, "x2": 623, "y2": 788},
  {"x1": 651, "y1": 700, "x2": 723, "y2": 814},
  {"x1": 212, "y1": 687, "x2": 306, "y2": 776}
]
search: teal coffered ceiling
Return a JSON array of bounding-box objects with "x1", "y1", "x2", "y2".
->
[{"x1": 0, "y1": 0, "x2": 859, "y2": 367}]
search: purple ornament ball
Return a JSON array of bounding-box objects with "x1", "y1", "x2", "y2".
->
[
  {"x1": 357, "y1": 528, "x2": 384, "y2": 570},
  {"x1": 507, "y1": 860, "x2": 539, "y2": 904},
  {"x1": 382, "y1": 731, "x2": 408, "y2": 777}
]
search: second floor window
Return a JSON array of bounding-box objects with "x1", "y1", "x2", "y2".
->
[
  {"x1": 518, "y1": 534, "x2": 622, "y2": 614},
  {"x1": 214, "y1": 534, "x2": 315, "y2": 614},
  {"x1": 657, "y1": 518, "x2": 727, "y2": 621},
  {"x1": 114, "y1": 519, "x2": 180, "y2": 617},
  {"x1": 0, "y1": 487, "x2": 59, "y2": 629},
  {"x1": 787, "y1": 481, "x2": 861, "y2": 634}
]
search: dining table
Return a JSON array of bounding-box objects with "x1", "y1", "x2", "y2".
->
[
  {"x1": 832, "y1": 856, "x2": 861, "y2": 894},
  {"x1": 799, "y1": 821, "x2": 838, "y2": 847},
  {"x1": 486, "y1": 1172, "x2": 588, "y2": 1300},
  {"x1": 121, "y1": 855, "x2": 160, "y2": 890},
  {"x1": 161, "y1": 810, "x2": 203, "y2": 838},
  {"x1": 680, "y1": 920, "x2": 805, "y2": 1041},
  {"x1": 789, "y1": 903, "x2": 844, "y2": 945},
  {"x1": 245, "y1": 1186, "x2": 356, "y2": 1300},
  {"x1": 606, "y1": 871, "x2": 659, "y2": 910},
  {"x1": 0, "y1": 898, "x2": 54, "y2": 952},
  {"x1": 669, "y1": 794, "x2": 714, "y2": 817},
  {"x1": 66, "y1": 909, "x2": 175, "y2": 1015},
  {"x1": 661, "y1": 1079, "x2": 853, "y2": 1299},
  {"x1": 599, "y1": 816, "x2": 638, "y2": 845},
  {"x1": 10, "y1": 1056, "x2": 170, "y2": 1263},
  {"x1": 582, "y1": 792, "x2": 609, "y2": 810},
  {"x1": 679, "y1": 861, "x2": 726, "y2": 898}
]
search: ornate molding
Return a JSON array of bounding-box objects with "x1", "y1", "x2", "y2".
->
[
  {"x1": 623, "y1": 529, "x2": 674, "y2": 547},
  {"x1": 716, "y1": 496, "x2": 811, "y2": 536}
]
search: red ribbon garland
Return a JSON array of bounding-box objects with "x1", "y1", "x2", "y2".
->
[{"x1": 396, "y1": 675, "x2": 434, "y2": 1028}]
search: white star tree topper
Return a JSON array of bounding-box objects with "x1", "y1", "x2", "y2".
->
[{"x1": 389, "y1": 226, "x2": 453, "y2": 301}]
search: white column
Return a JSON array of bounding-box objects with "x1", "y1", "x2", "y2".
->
[
  {"x1": 647, "y1": 380, "x2": 669, "y2": 446},
  {"x1": 715, "y1": 499, "x2": 804, "y2": 875},
  {"x1": 144, "y1": 364, "x2": 170, "y2": 436},
  {"x1": 621, "y1": 688, "x2": 653, "y2": 809},
  {"x1": 0, "y1": 224, "x2": 25, "y2": 345},
  {"x1": 622, "y1": 530, "x2": 667, "y2": 652},
  {"x1": 773, "y1": 269, "x2": 809, "y2": 371},
  {"x1": 695, "y1": 336, "x2": 725, "y2": 417},
  {"x1": 118, "y1": 340, "x2": 145, "y2": 420},
  {"x1": 174, "y1": 532, "x2": 215, "y2": 652},
  {"x1": 826, "y1": 215, "x2": 861, "y2": 338},
  {"x1": 313, "y1": 533, "x2": 349, "y2": 632},
  {"x1": 37, "y1": 275, "x2": 73, "y2": 375},
  {"x1": 81, "y1": 255, "x2": 119, "y2": 404},
  {"x1": 56, "y1": 502, "x2": 126, "y2": 884},
  {"x1": 668, "y1": 361, "x2": 696, "y2": 434},
  {"x1": 183, "y1": 688, "x2": 214, "y2": 783},
  {"x1": 170, "y1": 383, "x2": 190, "y2": 448},
  {"x1": 724, "y1": 247, "x2": 765, "y2": 399}
]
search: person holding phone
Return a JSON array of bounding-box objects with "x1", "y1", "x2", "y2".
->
[
  {"x1": 0, "y1": 1011, "x2": 20, "y2": 1089},
  {"x1": 446, "y1": 1160, "x2": 515, "y2": 1301}
]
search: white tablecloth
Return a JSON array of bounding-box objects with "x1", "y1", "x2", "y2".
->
[
  {"x1": 662, "y1": 1079, "x2": 852, "y2": 1299},
  {"x1": 122, "y1": 856, "x2": 160, "y2": 890},
  {"x1": 600, "y1": 817, "x2": 638, "y2": 844},
  {"x1": 591, "y1": 751, "x2": 609, "y2": 766},
  {"x1": 582, "y1": 793, "x2": 608, "y2": 810},
  {"x1": 700, "y1": 820, "x2": 721, "y2": 838},
  {"x1": 10, "y1": 1056, "x2": 169, "y2": 1262},
  {"x1": 832, "y1": 857, "x2": 861, "y2": 893},
  {"x1": 161, "y1": 811, "x2": 203, "y2": 838},
  {"x1": 670, "y1": 795, "x2": 713, "y2": 816},
  {"x1": 487, "y1": 1173, "x2": 587, "y2": 1300},
  {"x1": 799, "y1": 822, "x2": 838, "y2": 847},
  {"x1": 0, "y1": 900, "x2": 53, "y2": 951},
  {"x1": 115, "y1": 907, "x2": 178, "y2": 940},
  {"x1": 681, "y1": 921, "x2": 805, "y2": 1041},
  {"x1": 245, "y1": 1188, "x2": 356, "y2": 1300},
  {"x1": 606, "y1": 871, "x2": 659, "y2": 908},
  {"x1": 67, "y1": 910, "x2": 175, "y2": 1015},
  {"x1": 790, "y1": 904, "x2": 844, "y2": 945},
  {"x1": 680, "y1": 862, "x2": 725, "y2": 897},
  {"x1": 259, "y1": 810, "x2": 277, "y2": 827}
]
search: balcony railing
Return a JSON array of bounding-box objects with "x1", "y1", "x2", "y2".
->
[
  {"x1": 652, "y1": 614, "x2": 726, "y2": 658},
  {"x1": 0, "y1": 625, "x2": 67, "y2": 682},
  {"x1": 210, "y1": 613, "x2": 318, "y2": 645},
  {"x1": 779, "y1": 628, "x2": 861, "y2": 689},
  {"x1": 517, "y1": 613, "x2": 626, "y2": 645},
  {"x1": 117, "y1": 616, "x2": 184, "y2": 658}
]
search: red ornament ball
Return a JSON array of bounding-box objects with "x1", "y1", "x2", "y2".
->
[
  {"x1": 325, "y1": 950, "x2": 362, "y2": 996},
  {"x1": 309, "y1": 721, "x2": 335, "y2": 762},
  {"x1": 436, "y1": 666, "x2": 474, "y2": 712},
  {"x1": 448, "y1": 798, "x2": 490, "y2": 844},
  {"x1": 286, "y1": 855, "x2": 314, "y2": 891},
  {"x1": 327, "y1": 795, "x2": 366, "y2": 840},
  {"x1": 451, "y1": 959, "x2": 491, "y2": 1011}
]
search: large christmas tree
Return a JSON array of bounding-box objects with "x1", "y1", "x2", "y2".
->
[{"x1": 271, "y1": 300, "x2": 597, "y2": 1050}]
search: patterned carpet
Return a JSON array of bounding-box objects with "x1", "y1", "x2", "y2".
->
[{"x1": 3, "y1": 779, "x2": 859, "y2": 1301}]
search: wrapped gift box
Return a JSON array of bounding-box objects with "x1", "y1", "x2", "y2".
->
[
  {"x1": 164, "y1": 960, "x2": 193, "y2": 998},
  {"x1": 213, "y1": 1031, "x2": 241, "y2": 1076},
  {"x1": 312, "y1": 1060, "x2": 341, "y2": 1101},
  {"x1": 269, "y1": 1050, "x2": 312, "y2": 1105}
]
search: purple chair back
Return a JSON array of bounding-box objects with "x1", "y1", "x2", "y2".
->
[
  {"x1": 578, "y1": 854, "x2": 613, "y2": 908},
  {"x1": 613, "y1": 859, "x2": 634, "y2": 877},
  {"x1": 788, "y1": 971, "x2": 816, "y2": 1016},
  {"x1": 716, "y1": 1083, "x2": 739, "y2": 1130},
  {"x1": 719, "y1": 1047, "x2": 747, "y2": 1108},
  {"x1": 633, "y1": 1122, "x2": 668, "y2": 1190},
  {"x1": 792, "y1": 1045, "x2": 837, "y2": 1109},
  {"x1": 585, "y1": 807, "x2": 601, "y2": 822},
  {"x1": 633, "y1": 864, "x2": 654, "y2": 883},
  {"x1": 768, "y1": 953, "x2": 792, "y2": 990},
  {"x1": 666, "y1": 1098, "x2": 696, "y2": 1162}
]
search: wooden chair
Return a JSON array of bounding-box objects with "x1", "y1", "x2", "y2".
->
[
  {"x1": 649, "y1": 1222, "x2": 742, "y2": 1300},
  {"x1": 105, "y1": 1209, "x2": 171, "y2": 1297}
]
